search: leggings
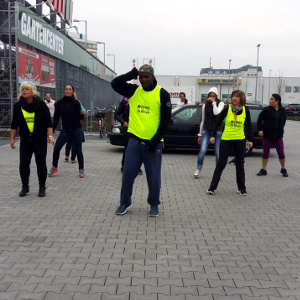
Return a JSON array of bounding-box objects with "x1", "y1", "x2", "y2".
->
[{"x1": 262, "y1": 137, "x2": 285, "y2": 159}]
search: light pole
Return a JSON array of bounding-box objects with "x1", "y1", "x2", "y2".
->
[
  {"x1": 73, "y1": 19, "x2": 87, "y2": 48},
  {"x1": 268, "y1": 69, "x2": 272, "y2": 100},
  {"x1": 228, "y1": 59, "x2": 231, "y2": 100},
  {"x1": 255, "y1": 44, "x2": 261, "y2": 102},
  {"x1": 59, "y1": 25, "x2": 79, "y2": 34},
  {"x1": 96, "y1": 42, "x2": 106, "y2": 75},
  {"x1": 107, "y1": 53, "x2": 115, "y2": 72}
]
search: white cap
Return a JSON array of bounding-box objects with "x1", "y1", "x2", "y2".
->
[{"x1": 208, "y1": 87, "x2": 219, "y2": 97}]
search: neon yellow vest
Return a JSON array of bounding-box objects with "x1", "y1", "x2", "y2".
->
[
  {"x1": 222, "y1": 105, "x2": 246, "y2": 140},
  {"x1": 128, "y1": 86, "x2": 162, "y2": 140},
  {"x1": 21, "y1": 108, "x2": 35, "y2": 133}
]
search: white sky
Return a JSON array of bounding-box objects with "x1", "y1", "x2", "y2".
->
[{"x1": 33, "y1": 0, "x2": 300, "y2": 77}]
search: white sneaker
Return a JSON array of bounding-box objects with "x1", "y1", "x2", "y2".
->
[{"x1": 194, "y1": 169, "x2": 200, "y2": 178}]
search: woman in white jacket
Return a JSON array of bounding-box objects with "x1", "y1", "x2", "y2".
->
[{"x1": 194, "y1": 87, "x2": 224, "y2": 178}]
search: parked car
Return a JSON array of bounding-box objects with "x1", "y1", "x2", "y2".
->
[
  {"x1": 108, "y1": 104, "x2": 264, "y2": 156},
  {"x1": 283, "y1": 103, "x2": 300, "y2": 116}
]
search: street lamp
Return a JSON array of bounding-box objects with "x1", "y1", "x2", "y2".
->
[
  {"x1": 255, "y1": 44, "x2": 261, "y2": 102},
  {"x1": 73, "y1": 19, "x2": 87, "y2": 48},
  {"x1": 268, "y1": 69, "x2": 272, "y2": 100},
  {"x1": 58, "y1": 25, "x2": 79, "y2": 34},
  {"x1": 228, "y1": 59, "x2": 232, "y2": 99},
  {"x1": 96, "y1": 41, "x2": 106, "y2": 75},
  {"x1": 107, "y1": 53, "x2": 115, "y2": 72}
]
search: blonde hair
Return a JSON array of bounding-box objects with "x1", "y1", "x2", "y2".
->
[{"x1": 18, "y1": 82, "x2": 40, "y2": 100}]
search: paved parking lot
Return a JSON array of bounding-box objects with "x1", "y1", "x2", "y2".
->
[{"x1": 0, "y1": 121, "x2": 300, "y2": 300}]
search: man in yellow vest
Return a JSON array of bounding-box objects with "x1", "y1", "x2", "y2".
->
[{"x1": 111, "y1": 64, "x2": 171, "y2": 217}]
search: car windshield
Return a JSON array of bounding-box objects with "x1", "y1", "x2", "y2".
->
[{"x1": 289, "y1": 104, "x2": 300, "y2": 109}]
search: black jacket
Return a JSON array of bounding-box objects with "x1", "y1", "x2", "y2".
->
[
  {"x1": 257, "y1": 106, "x2": 286, "y2": 138},
  {"x1": 115, "y1": 98, "x2": 129, "y2": 125},
  {"x1": 111, "y1": 68, "x2": 171, "y2": 146},
  {"x1": 11, "y1": 96, "x2": 52, "y2": 141},
  {"x1": 52, "y1": 96, "x2": 84, "y2": 131}
]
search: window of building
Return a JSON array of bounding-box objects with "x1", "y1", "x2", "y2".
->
[
  {"x1": 293, "y1": 86, "x2": 300, "y2": 93},
  {"x1": 285, "y1": 86, "x2": 292, "y2": 93}
]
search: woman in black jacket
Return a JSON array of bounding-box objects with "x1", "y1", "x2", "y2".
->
[
  {"x1": 256, "y1": 93, "x2": 288, "y2": 177},
  {"x1": 10, "y1": 82, "x2": 54, "y2": 197},
  {"x1": 48, "y1": 85, "x2": 85, "y2": 178}
]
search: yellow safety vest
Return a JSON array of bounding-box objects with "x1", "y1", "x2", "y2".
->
[
  {"x1": 128, "y1": 86, "x2": 162, "y2": 140},
  {"x1": 21, "y1": 108, "x2": 35, "y2": 133},
  {"x1": 222, "y1": 105, "x2": 246, "y2": 140}
]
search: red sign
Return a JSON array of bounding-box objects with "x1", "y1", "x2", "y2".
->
[{"x1": 18, "y1": 45, "x2": 56, "y2": 88}]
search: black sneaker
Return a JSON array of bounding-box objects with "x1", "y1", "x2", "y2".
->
[
  {"x1": 257, "y1": 169, "x2": 267, "y2": 176},
  {"x1": 19, "y1": 185, "x2": 29, "y2": 197},
  {"x1": 148, "y1": 205, "x2": 159, "y2": 217},
  {"x1": 120, "y1": 166, "x2": 123, "y2": 173},
  {"x1": 207, "y1": 189, "x2": 215, "y2": 195},
  {"x1": 115, "y1": 203, "x2": 132, "y2": 215},
  {"x1": 237, "y1": 189, "x2": 247, "y2": 196},
  {"x1": 280, "y1": 168, "x2": 288, "y2": 177}
]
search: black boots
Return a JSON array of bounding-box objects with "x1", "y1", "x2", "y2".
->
[
  {"x1": 19, "y1": 185, "x2": 29, "y2": 197},
  {"x1": 19, "y1": 185, "x2": 46, "y2": 197},
  {"x1": 38, "y1": 185, "x2": 46, "y2": 197}
]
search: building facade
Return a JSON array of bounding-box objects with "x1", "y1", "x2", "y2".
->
[
  {"x1": 156, "y1": 65, "x2": 300, "y2": 106},
  {"x1": 0, "y1": 0, "x2": 120, "y2": 128}
]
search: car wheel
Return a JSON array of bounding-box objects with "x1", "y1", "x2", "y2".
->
[{"x1": 245, "y1": 141, "x2": 253, "y2": 156}]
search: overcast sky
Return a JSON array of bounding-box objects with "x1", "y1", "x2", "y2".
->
[{"x1": 70, "y1": 0, "x2": 299, "y2": 77}]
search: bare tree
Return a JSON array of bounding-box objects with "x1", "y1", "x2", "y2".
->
[{"x1": 273, "y1": 71, "x2": 285, "y2": 96}]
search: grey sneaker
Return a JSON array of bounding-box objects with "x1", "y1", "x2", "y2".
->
[
  {"x1": 79, "y1": 169, "x2": 85, "y2": 178},
  {"x1": 48, "y1": 166, "x2": 58, "y2": 177},
  {"x1": 149, "y1": 205, "x2": 159, "y2": 217},
  {"x1": 115, "y1": 204, "x2": 132, "y2": 215},
  {"x1": 194, "y1": 169, "x2": 200, "y2": 178}
]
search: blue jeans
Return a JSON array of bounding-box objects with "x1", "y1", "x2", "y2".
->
[
  {"x1": 121, "y1": 138, "x2": 163, "y2": 206},
  {"x1": 197, "y1": 130, "x2": 222, "y2": 170},
  {"x1": 52, "y1": 128, "x2": 84, "y2": 169}
]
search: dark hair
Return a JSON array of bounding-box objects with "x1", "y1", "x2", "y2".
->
[
  {"x1": 231, "y1": 90, "x2": 246, "y2": 105},
  {"x1": 45, "y1": 92, "x2": 50, "y2": 96},
  {"x1": 179, "y1": 92, "x2": 188, "y2": 104},
  {"x1": 65, "y1": 84, "x2": 75, "y2": 92},
  {"x1": 272, "y1": 93, "x2": 282, "y2": 107}
]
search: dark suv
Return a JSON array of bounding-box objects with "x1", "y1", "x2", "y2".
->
[
  {"x1": 283, "y1": 103, "x2": 300, "y2": 116},
  {"x1": 108, "y1": 104, "x2": 264, "y2": 156}
]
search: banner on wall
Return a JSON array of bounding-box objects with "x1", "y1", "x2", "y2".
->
[{"x1": 18, "y1": 45, "x2": 56, "y2": 88}]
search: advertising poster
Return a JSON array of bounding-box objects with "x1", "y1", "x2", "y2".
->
[{"x1": 18, "y1": 45, "x2": 56, "y2": 88}]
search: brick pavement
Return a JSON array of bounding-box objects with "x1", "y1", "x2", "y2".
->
[{"x1": 0, "y1": 121, "x2": 300, "y2": 300}]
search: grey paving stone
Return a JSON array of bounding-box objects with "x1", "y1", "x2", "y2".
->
[
  {"x1": 44, "y1": 292, "x2": 74, "y2": 300},
  {"x1": 14, "y1": 291, "x2": 47, "y2": 300},
  {"x1": 0, "y1": 126, "x2": 299, "y2": 300}
]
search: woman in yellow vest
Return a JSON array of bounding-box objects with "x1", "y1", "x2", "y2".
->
[
  {"x1": 207, "y1": 90, "x2": 253, "y2": 196},
  {"x1": 10, "y1": 82, "x2": 54, "y2": 197}
]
